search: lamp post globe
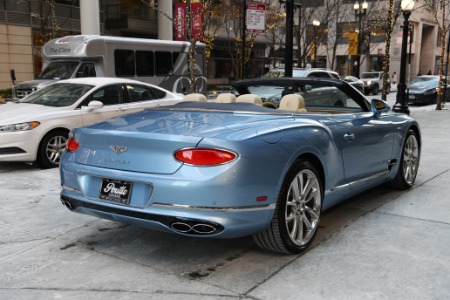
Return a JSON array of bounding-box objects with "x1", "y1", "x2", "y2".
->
[
  {"x1": 312, "y1": 19, "x2": 320, "y2": 67},
  {"x1": 353, "y1": 0, "x2": 368, "y2": 78}
]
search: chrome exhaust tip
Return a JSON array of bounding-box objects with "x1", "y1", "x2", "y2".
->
[
  {"x1": 192, "y1": 224, "x2": 217, "y2": 234},
  {"x1": 170, "y1": 222, "x2": 192, "y2": 233},
  {"x1": 170, "y1": 220, "x2": 221, "y2": 235}
]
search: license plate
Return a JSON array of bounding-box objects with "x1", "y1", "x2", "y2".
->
[
  {"x1": 409, "y1": 95, "x2": 415, "y2": 99},
  {"x1": 99, "y1": 178, "x2": 132, "y2": 204}
]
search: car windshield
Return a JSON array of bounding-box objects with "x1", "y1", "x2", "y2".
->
[
  {"x1": 264, "y1": 69, "x2": 309, "y2": 78},
  {"x1": 361, "y1": 73, "x2": 380, "y2": 79},
  {"x1": 20, "y1": 83, "x2": 94, "y2": 107},
  {"x1": 245, "y1": 82, "x2": 362, "y2": 110},
  {"x1": 409, "y1": 77, "x2": 439, "y2": 87},
  {"x1": 37, "y1": 61, "x2": 79, "y2": 80}
]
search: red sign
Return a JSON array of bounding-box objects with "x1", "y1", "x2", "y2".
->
[
  {"x1": 174, "y1": 2, "x2": 203, "y2": 41},
  {"x1": 246, "y1": 3, "x2": 265, "y2": 33},
  {"x1": 175, "y1": 3, "x2": 187, "y2": 41},
  {"x1": 191, "y1": 2, "x2": 203, "y2": 41}
]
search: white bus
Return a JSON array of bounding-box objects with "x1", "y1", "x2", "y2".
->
[{"x1": 12, "y1": 35, "x2": 206, "y2": 98}]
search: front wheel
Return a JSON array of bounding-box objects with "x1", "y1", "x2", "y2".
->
[
  {"x1": 390, "y1": 130, "x2": 420, "y2": 189},
  {"x1": 253, "y1": 159, "x2": 323, "y2": 254},
  {"x1": 37, "y1": 130, "x2": 68, "y2": 169}
]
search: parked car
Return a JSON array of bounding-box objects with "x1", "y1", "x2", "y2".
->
[
  {"x1": 264, "y1": 67, "x2": 363, "y2": 92},
  {"x1": 0, "y1": 77, "x2": 183, "y2": 168},
  {"x1": 407, "y1": 75, "x2": 450, "y2": 105},
  {"x1": 60, "y1": 77, "x2": 421, "y2": 254},
  {"x1": 342, "y1": 75, "x2": 364, "y2": 92},
  {"x1": 264, "y1": 67, "x2": 340, "y2": 79},
  {"x1": 360, "y1": 71, "x2": 391, "y2": 95}
]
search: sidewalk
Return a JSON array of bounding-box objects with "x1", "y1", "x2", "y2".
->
[
  {"x1": 249, "y1": 109, "x2": 450, "y2": 300},
  {"x1": 1, "y1": 108, "x2": 449, "y2": 300}
]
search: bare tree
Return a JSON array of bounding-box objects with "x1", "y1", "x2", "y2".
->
[
  {"x1": 140, "y1": 0, "x2": 218, "y2": 93},
  {"x1": 426, "y1": 0, "x2": 450, "y2": 110}
]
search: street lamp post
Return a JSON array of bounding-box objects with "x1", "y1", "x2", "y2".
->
[
  {"x1": 279, "y1": 0, "x2": 301, "y2": 77},
  {"x1": 353, "y1": 0, "x2": 367, "y2": 78},
  {"x1": 312, "y1": 19, "x2": 320, "y2": 68},
  {"x1": 393, "y1": 0, "x2": 415, "y2": 115}
]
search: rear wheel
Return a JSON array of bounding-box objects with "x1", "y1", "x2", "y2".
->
[
  {"x1": 390, "y1": 130, "x2": 420, "y2": 189},
  {"x1": 37, "y1": 130, "x2": 68, "y2": 169},
  {"x1": 253, "y1": 159, "x2": 323, "y2": 254}
]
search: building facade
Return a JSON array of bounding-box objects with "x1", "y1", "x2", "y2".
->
[{"x1": 0, "y1": 0, "x2": 445, "y2": 90}]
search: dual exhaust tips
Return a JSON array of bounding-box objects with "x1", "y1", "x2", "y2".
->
[{"x1": 61, "y1": 197, "x2": 222, "y2": 235}]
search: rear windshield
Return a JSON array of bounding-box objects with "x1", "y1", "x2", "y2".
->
[{"x1": 361, "y1": 73, "x2": 380, "y2": 79}]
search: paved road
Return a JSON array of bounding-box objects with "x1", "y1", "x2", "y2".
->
[{"x1": 1, "y1": 100, "x2": 449, "y2": 300}]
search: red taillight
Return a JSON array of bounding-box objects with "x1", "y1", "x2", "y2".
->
[
  {"x1": 174, "y1": 148, "x2": 237, "y2": 166},
  {"x1": 66, "y1": 137, "x2": 79, "y2": 152}
]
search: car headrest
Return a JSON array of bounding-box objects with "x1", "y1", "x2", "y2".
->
[
  {"x1": 279, "y1": 94, "x2": 307, "y2": 112},
  {"x1": 236, "y1": 94, "x2": 263, "y2": 105},
  {"x1": 183, "y1": 93, "x2": 207, "y2": 102},
  {"x1": 216, "y1": 93, "x2": 236, "y2": 103}
]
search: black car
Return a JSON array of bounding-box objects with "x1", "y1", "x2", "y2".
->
[{"x1": 408, "y1": 75, "x2": 450, "y2": 105}]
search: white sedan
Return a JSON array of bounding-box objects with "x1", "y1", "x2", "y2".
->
[{"x1": 0, "y1": 77, "x2": 183, "y2": 168}]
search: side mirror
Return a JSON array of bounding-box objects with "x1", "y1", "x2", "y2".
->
[
  {"x1": 82, "y1": 100, "x2": 104, "y2": 111},
  {"x1": 371, "y1": 99, "x2": 390, "y2": 116}
]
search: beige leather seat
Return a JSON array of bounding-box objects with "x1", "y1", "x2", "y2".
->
[
  {"x1": 183, "y1": 93, "x2": 207, "y2": 102},
  {"x1": 279, "y1": 94, "x2": 307, "y2": 112},
  {"x1": 216, "y1": 93, "x2": 236, "y2": 103},
  {"x1": 236, "y1": 94, "x2": 263, "y2": 105}
]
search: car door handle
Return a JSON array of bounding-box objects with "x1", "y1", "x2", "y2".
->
[{"x1": 343, "y1": 133, "x2": 355, "y2": 141}]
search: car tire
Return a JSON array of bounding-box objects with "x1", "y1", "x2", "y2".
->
[
  {"x1": 372, "y1": 85, "x2": 379, "y2": 95},
  {"x1": 389, "y1": 129, "x2": 420, "y2": 190},
  {"x1": 253, "y1": 159, "x2": 323, "y2": 254},
  {"x1": 37, "y1": 130, "x2": 69, "y2": 169}
]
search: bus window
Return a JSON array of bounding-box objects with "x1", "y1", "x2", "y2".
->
[
  {"x1": 173, "y1": 52, "x2": 188, "y2": 75},
  {"x1": 195, "y1": 53, "x2": 204, "y2": 75},
  {"x1": 155, "y1": 51, "x2": 172, "y2": 75},
  {"x1": 76, "y1": 63, "x2": 96, "y2": 78},
  {"x1": 115, "y1": 49, "x2": 135, "y2": 76},
  {"x1": 136, "y1": 51, "x2": 154, "y2": 76}
]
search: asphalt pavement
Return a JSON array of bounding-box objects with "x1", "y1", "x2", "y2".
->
[{"x1": 1, "y1": 94, "x2": 449, "y2": 300}]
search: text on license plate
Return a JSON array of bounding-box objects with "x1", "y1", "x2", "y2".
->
[{"x1": 99, "y1": 178, "x2": 132, "y2": 204}]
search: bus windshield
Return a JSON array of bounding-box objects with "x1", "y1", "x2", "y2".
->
[{"x1": 37, "y1": 61, "x2": 79, "y2": 80}]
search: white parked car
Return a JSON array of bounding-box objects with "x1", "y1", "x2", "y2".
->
[{"x1": 0, "y1": 77, "x2": 183, "y2": 168}]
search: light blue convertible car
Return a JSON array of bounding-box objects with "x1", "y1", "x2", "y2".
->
[{"x1": 60, "y1": 78, "x2": 421, "y2": 254}]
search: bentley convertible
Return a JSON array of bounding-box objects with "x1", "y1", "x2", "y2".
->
[{"x1": 59, "y1": 78, "x2": 421, "y2": 254}]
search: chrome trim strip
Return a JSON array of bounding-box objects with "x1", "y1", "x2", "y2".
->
[
  {"x1": 152, "y1": 202, "x2": 276, "y2": 212},
  {"x1": 61, "y1": 185, "x2": 81, "y2": 193},
  {"x1": 328, "y1": 183, "x2": 350, "y2": 193},
  {"x1": 328, "y1": 170, "x2": 389, "y2": 193}
]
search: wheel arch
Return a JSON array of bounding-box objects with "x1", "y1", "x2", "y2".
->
[
  {"x1": 295, "y1": 152, "x2": 326, "y2": 193},
  {"x1": 408, "y1": 125, "x2": 421, "y2": 149},
  {"x1": 38, "y1": 127, "x2": 71, "y2": 149},
  {"x1": 36, "y1": 127, "x2": 71, "y2": 160}
]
